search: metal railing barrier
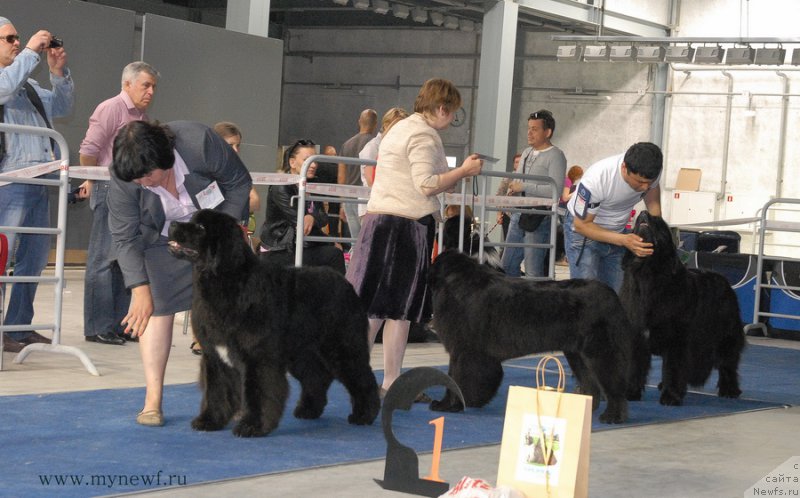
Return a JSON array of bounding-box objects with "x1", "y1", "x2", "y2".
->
[{"x1": 0, "y1": 123, "x2": 98, "y2": 375}]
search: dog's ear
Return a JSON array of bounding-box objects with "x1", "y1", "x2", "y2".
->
[{"x1": 204, "y1": 220, "x2": 248, "y2": 275}]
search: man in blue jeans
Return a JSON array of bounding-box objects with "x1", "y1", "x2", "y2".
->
[
  {"x1": 0, "y1": 17, "x2": 74, "y2": 353},
  {"x1": 564, "y1": 142, "x2": 663, "y2": 293},
  {"x1": 501, "y1": 110, "x2": 566, "y2": 278}
]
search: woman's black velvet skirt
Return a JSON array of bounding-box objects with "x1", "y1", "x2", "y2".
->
[{"x1": 346, "y1": 213, "x2": 436, "y2": 323}]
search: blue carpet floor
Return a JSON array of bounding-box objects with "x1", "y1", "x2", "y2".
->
[{"x1": 0, "y1": 344, "x2": 796, "y2": 497}]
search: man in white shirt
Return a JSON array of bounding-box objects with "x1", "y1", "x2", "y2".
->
[{"x1": 564, "y1": 142, "x2": 663, "y2": 292}]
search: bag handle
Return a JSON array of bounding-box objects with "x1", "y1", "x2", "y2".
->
[
  {"x1": 535, "y1": 355, "x2": 565, "y2": 393},
  {"x1": 534, "y1": 355, "x2": 565, "y2": 496}
]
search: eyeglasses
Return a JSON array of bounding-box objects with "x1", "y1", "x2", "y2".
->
[{"x1": 1, "y1": 34, "x2": 21, "y2": 44}]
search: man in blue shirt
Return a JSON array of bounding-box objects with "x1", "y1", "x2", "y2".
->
[{"x1": 0, "y1": 16, "x2": 74, "y2": 353}]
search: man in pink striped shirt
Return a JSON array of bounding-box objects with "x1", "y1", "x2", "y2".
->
[{"x1": 77, "y1": 61, "x2": 159, "y2": 345}]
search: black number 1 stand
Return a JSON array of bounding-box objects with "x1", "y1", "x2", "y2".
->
[{"x1": 374, "y1": 367, "x2": 465, "y2": 497}]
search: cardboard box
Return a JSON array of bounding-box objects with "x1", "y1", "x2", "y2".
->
[{"x1": 675, "y1": 168, "x2": 702, "y2": 191}]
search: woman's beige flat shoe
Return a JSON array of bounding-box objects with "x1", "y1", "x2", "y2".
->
[{"x1": 136, "y1": 409, "x2": 164, "y2": 427}]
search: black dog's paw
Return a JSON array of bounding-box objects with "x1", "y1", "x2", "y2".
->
[
  {"x1": 626, "y1": 387, "x2": 644, "y2": 401},
  {"x1": 598, "y1": 399, "x2": 628, "y2": 424},
  {"x1": 659, "y1": 391, "x2": 684, "y2": 406},
  {"x1": 598, "y1": 409, "x2": 627, "y2": 424},
  {"x1": 191, "y1": 415, "x2": 226, "y2": 432},
  {"x1": 430, "y1": 398, "x2": 465, "y2": 412},
  {"x1": 232, "y1": 417, "x2": 271, "y2": 438},
  {"x1": 347, "y1": 410, "x2": 377, "y2": 425},
  {"x1": 293, "y1": 404, "x2": 324, "y2": 420},
  {"x1": 718, "y1": 386, "x2": 742, "y2": 399}
]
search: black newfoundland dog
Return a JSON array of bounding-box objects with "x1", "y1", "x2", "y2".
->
[
  {"x1": 620, "y1": 211, "x2": 745, "y2": 406},
  {"x1": 168, "y1": 209, "x2": 380, "y2": 437},
  {"x1": 428, "y1": 250, "x2": 648, "y2": 424}
]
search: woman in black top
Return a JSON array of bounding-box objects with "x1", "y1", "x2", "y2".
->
[{"x1": 259, "y1": 139, "x2": 345, "y2": 273}]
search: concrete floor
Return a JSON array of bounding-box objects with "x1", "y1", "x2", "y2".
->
[{"x1": 2, "y1": 267, "x2": 799, "y2": 497}]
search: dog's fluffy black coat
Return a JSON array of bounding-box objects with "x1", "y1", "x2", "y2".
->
[
  {"x1": 168, "y1": 209, "x2": 380, "y2": 437},
  {"x1": 428, "y1": 250, "x2": 648, "y2": 423},
  {"x1": 441, "y1": 216, "x2": 503, "y2": 271},
  {"x1": 620, "y1": 211, "x2": 745, "y2": 406}
]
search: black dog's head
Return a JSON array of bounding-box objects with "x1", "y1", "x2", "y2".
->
[
  {"x1": 630, "y1": 210, "x2": 678, "y2": 266},
  {"x1": 429, "y1": 250, "x2": 501, "y2": 296},
  {"x1": 168, "y1": 209, "x2": 253, "y2": 274}
]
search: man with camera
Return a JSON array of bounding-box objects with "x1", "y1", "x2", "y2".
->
[
  {"x1": 76, "y1": 61, "x2": 160, "y2": 346},
  {"x1": 0, "y1": 16, "x2": 74, "y2": 352}
]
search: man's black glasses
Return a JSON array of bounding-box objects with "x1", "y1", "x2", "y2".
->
[{"x1": 1, "y1": 34, "x2": 20, "y2": 44}]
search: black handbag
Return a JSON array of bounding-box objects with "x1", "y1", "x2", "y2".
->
[
  {"x1": 260, "y1": 220, "x2": 296, "y2": 252},
  {"x1": 518, "y1": 206, "x2": 549, "y2": 232}
]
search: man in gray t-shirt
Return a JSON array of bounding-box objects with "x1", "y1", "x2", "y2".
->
[
  {"x1": 501, "y1": 110, "x2": 566, "y2": 278},
  {"x1": 338, "y1": 109, "x2": 377, "y2": 243}
]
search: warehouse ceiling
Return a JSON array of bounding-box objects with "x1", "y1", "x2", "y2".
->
[{"x1": 89, "y1": 0, "x2": 614, "y2": 35}]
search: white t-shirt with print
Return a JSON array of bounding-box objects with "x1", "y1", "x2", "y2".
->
[{"x1": 567, "y1": 153, "x2": 659, "y2": 232}]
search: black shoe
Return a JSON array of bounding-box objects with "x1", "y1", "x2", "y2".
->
[
  {"x1": 20, "y1": 331, "x2": 52, "y2": 345},
  {"x1": 85, "y1": 332, "x2": 126, "y2": 346},
  {"x1": 118, "y1": 332, "x2": 139, "y2": 343},
  {"x1": 3, "y1": 335, "x2": 26, "y2": 353}
]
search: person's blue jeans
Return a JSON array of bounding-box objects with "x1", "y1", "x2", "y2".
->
[
  {"x1": 0, "y1": 183, "x2": 51, "y2": 340},
  {"x1": 563, "y1": 212, "x2": 626, "y2": 293},
  {"x1": 501, "y1": 212, "x2": 551, "y2": 278},
  {"x1": 83, "y1": 182, "x2": 130, "y2": 337},
  {"x1": 343, "y1": 201, "x2": 361, "y2": 248}
]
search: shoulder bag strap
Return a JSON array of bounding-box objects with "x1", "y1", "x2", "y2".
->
[
  {"x1": 0, "y1": 103, "x2": 5, "y2": 161},
  {"x1": 23, "y1": 81, "x2": 56, "y2": 151}
]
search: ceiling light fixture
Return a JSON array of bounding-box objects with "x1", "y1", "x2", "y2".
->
[
  {"x1": 391, "y1": 3, "x2": 409, "y2": 19},
  {"x1": 459, "y1": 19, "x2": 474, "y2": 32},
  {"x1": 556, "y1": 45, "x2": 581, "y2": 61},
  {"x1": 352, "y1": 0, "x2": 370, "y2": 9},
  {"x1": 429, "y1": 11, "x2": 444, "y2": 26},
  {"x1": 609, "y1": 45, "x2": 636, "y2": 62},
  {"x1": 636, "y1": 46, "x2": 665, "y2": 63},
  {"x1": 755, "y1": 47, "x2": 785, "y2": 65},
  {"x1": 791, "y1": 48, "x2": 800, "y2": 65},
  {"x1": 332, "y1": 0, "x2": 349, "y2": 5},
  {"x1": 371, "y1": 0, "x2": 390, "y2": 14},
  {"x1": 583, "y1": 45, "x2": 609, "y2": 62},
  {"x1": 726, "y1": 46, "x2": 755, "y2": 64},
  {"x1": 665, "y1": 45, "x2": 695, "y2": 63},
  {"x1": 694, "y1": 45, "x2": 724, "y2": 64},
  {"x1": 443, "y1": 15, "x2": 459, "y2": 30},
  {"x1": 411, "y1": 7, "x2": 428, "y2": 23}
]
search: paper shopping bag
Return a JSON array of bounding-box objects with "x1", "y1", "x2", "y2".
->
[{"x1": 496, "y1": 356, "x2": 591, "y2": 498}]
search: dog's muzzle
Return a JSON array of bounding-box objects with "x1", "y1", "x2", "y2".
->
[{"x1": 168, "y1": 240, "x2": 199, "y2": 258}]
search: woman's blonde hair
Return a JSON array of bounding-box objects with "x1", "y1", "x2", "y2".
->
[
  {"x1": 381, "y1": 107, "x2": 409, "y2": 135},
  {"x1": 413, "y1": 78, "x2": 462, "y2": 118}
]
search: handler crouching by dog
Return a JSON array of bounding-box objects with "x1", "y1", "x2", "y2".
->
[
  {"x1": 563, "y1": 142, "x2": 662, "y2": 293},
  {"x1": 346, "y1": 78, "x2": 483, "y2": 396},
  {"x1": 108, "y1": 120, "x2": 252, "y2": 426}
]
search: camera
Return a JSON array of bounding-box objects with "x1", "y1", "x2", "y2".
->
[{"x1": 48, "y1": 37, "x2": 63, "y2": 49}]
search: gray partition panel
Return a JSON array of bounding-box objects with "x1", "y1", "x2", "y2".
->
[
  {"x1": 3, "y1": 0, "x2": 138, "y2": 253},
  {"x1": 141, "y1": 14, "x2": 283, "y2": 176},
  {"x1": 141, "y1": 15, "x2": 283, "y2": 236}
]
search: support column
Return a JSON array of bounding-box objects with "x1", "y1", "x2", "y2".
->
[
  {"x1": 650, "y1": 63, "x2": 668, "y2": 146},
  {"x1": 226, "y1": 0, "x2": 271, "y2": 37},
  {"x1": 473, "y1": 0, "x2": 519, "y2": 173}
]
